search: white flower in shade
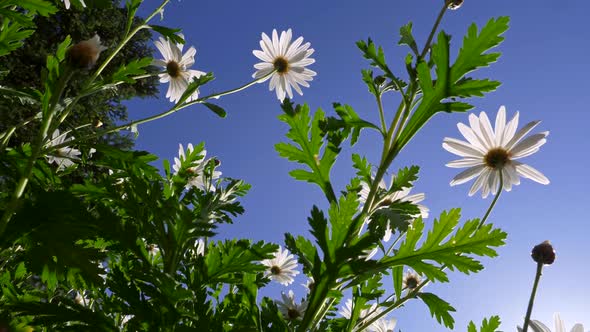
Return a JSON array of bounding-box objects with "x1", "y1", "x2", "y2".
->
[
  {"x1": 252, "y1": 29, "x2": 316, "y2": 101},
  {"x1": 359, "y1": 177, "x2": 429, "y2": 219},
  {"x1": 147, "y1": 243, "x2": 160, "y2": 257},
  {"x1": 46, "y1": 129, "x2": 81, "y2": 171},
  {"x1": 359, "y1": 176, "x2": 429, "y2": 242},
  {"x1": 121, "y1": 315, "x2": 134, "y2": 326},
  {"x1": 372, "y1": 317, "x2": 397, "y2": 332},
  {"x1": 152, "y1": 34, "x2": 205, "y2": 103},
  {"x1": 301, "y1": 276, "x2": 314, "y2": 292},
  {"x1": 276, "y1": 290, "x2": 307, "y2": 321},
  {"x1": 518, "y1": 313, "x2": 584, "y2": 332},
  {"x1": 443, "y1": 106, "x2": 550, "y2": 198},
  {"x1": 339, "y1": 299, "x2": 382, "y2": 331},
  {"x1": 195, "y1": 238, "x2": 206, "y2": 256},
  {"x1": 173, "y1": 143, "x2": 221, "y2": 191},
  {"x1": 261, "y1": 246, "x2": 300, "y2": 286},
  {"x1": 62, "y1": 0, "x2": 86, "y2": 9},
  {"x1": 74, "y1": 292, "x2": 90, "y2": 306},
  {"x1": 403, "y1": 270, "x2": 421, "y2": 290}
]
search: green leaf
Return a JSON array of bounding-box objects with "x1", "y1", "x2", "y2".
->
[
  {"x1": 0, "y1": 19, "x2": 35, "y2": 57},
  {"x1": 4, "y1": 0, "x2": 58, "y2": 16},
  {"x1": 469, "y1": 316, "x2": 502, "y2": 332},
  {"x1": 275, "y1": 102, "x2": 337, "y2": 202},
  {"x1": 418, "y1": 292, "x2": 456, "y2": 329},
  {"x1": 451, "y1": 17, "x2": 510, "y2": 83},
  {"x1": 285, "y1": 233, "x2": 317, "y2": 275},
  {"x1": 321, "y1": 103, "x2": 381, "y2": 145},
  {"x1": 371, "y1": 209, "x2": 506, "y2": 282},
  {"x1": 205, "y1": 240, "x2": 276, "y2": 284},
  {"x1": 351, "y1": 153, "x2": 371, "y2": 182},
  {"x1": 392, "y1": 265, "x2": 403, "y2": 300},
  {"x1": 125, "y1": 0, "x2": 142, "y2": 34},
  {"x1": 328, "y1": 192, "x2": 359, "y2": 261},
  {"x1": 357, "y1": 38, "x2": 407, "y2": 90},
  {"x1": 149, "y1": 25, "x2": 184, "y2": 44},
  {"x1": 396, "y1": 18, "x2": 508, "y2": 153},
  {"x1": 307, "y1": 206, "x2": 330, "y2": 263},
  {"x1": 451, "y1": 78, "x2": 501, "y2": 97},
  {"x1": 399, "y1": 22, "x2": 419, "y2": 55},
  {"x1": 109, "y1": 57, "x2": 152, "y2": 84},
  {"x1": 202, "y1": 102, "x2": 227, "y2": 118},
  {"x1": 176, "y1": 73, "x2": 214, "y2": 105}
]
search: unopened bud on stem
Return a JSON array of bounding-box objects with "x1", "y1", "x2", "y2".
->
[
  {"x1": 66, "y1": 34, "x2": 107, "y2": 69},
  {"x1": 531, "y1": 240, "x2": 555, "y2": 265},
  {"x1": 448, "y1": 0, "x2": 464, "y2": 10}
]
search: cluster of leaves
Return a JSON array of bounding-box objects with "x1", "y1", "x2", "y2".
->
[
  {"x1": 0, "y1": 0, "x2": 159, "y2": 151},
  {"x1": 274, "y1": 14, "x2": 510, "y2": 331},
  {"x1": 0, "y1": 139, "x2": 280, "y2": 330}
]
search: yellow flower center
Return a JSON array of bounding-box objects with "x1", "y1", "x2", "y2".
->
[
  {"x1": 484, "y1": 148, "x2": 510, "y2": 169},
  {"x1": 273, "y1": 57, "x2": 289, "y2": 74},
  {"x1": 270, "y1": 265, "x2": 281, "y2": 275},
  {"x1": 166, "y1": 61, "x2": 182, "y2": 78}
]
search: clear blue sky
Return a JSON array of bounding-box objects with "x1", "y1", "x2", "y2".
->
[{"x1": 130, "y1": 1, "x2": 590, "y2": 330}]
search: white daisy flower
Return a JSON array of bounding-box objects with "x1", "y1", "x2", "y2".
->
[
  {"x1": 372, "y1": 317, "x2": 397, "y2": 332},
  {"x1": 195, "y1": 238, "x2": 206, "y2": 256},
  {"x1": 62, "y1": 0, "x2": 86, "y2": 9},
  {"x1": 402, "y1": 269, "x2": 421, "y2": 290},
  {"x1": 359, "y1": 176, "x2": 429, "y2": 219},
  {"x1": 518, "y1": 313, "x2": 584, "y2": 332},
  {"x1": 261, "y1": 246, "x2": 300, "y2": 286},
  {"x1": 153, "y1": 34, "x2": 205, "y2": 103},
  {"x1": 276, "y1": 290, "x2": 307, "y2": 321},
  {"x1": 74, "y1": 291, "x2": 90, "y2": 307},
  {"x1": 443, "y1": 106, "x2": 550, "y2": 198},
  {"x1": 46, "y1": 129, "x2": 81, "y2": 171},
  {"x1": 173, "y1": 143, "x2": 221, "y2": 192},
  {"x1": 252, "y1": 29, "x2": 316, "y2": 101},
  {"x1": 359, "y1": 175, "x2": 429, "y2": 242}
]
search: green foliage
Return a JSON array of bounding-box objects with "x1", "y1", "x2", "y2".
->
[
  {"x1": 398, "y1": 22, "x2": 419, "y2": 56},
  {"x1": 375, "y1": 209, "x2": 507, "y2": 282},
  {"x1": 396, "y1": 17, "x2": 509, "y2": 152},
  {"x1": 0, "y1": 0, "x2": 58, "y2": 56},
  {"x1": 321, "y1": 103, "x2": 381, "y2": 145},
  {"x1": 418, "y1": 292, "x2": 456, "y2": 329},
  {"x1": 0, "y1": 0, "x2": 159, "y2": 149},
  {"x1": 468, "y1": 316, "x2": 502, "y2": 332},
  {"x1": 356, "y1": 38, "x2": 407, "y2": 91},
  {"x1": 275, "y1": 100, "x2": 339, "y2": 203}
]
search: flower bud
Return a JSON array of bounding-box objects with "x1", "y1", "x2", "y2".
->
[
  {"x1": 531, "y1": 240, "x2": 555, "y2": 265},
  {"x1": 448, "y1": 0, "x2": 464, "y2": 10},
  {"x1": 67, "y1": 34, "x2": 107, "y2": 69}
]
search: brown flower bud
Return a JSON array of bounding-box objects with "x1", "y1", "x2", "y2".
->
[
  {"x1": 67, "y1": 34, "x2": 107, "y2": 69},
  {"x1": 531, "y1": 240, "x2": 555, "y2": 265},
  {"x1": 448, "y1": 0, "x2": 464, "y2": 10}
]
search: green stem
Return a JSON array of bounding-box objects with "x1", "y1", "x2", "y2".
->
[
  {"x1": 420, "y1": 1, "x2": 451, "y2": 59},
  {"x1": 0, "y1": 68, "x2": 73, "y2": 236},
  {"x1": 376, "y1": 93, "x2": 387, "y2": 134},
  {"x1": 522, "y1": 262, "x2": 544, "y2": 332},
  {"x1": 90, "y1": 0, "x2": 169, "y2": 82},
  {"x1": 477, "y1": 170, "x2": 503, "y2": 229},
  {"x1": 48, "y1": 72, "x2": 273, "y2": 152}
]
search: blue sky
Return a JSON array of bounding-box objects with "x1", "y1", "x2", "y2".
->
[{"x1": 131, "y1": 0, "x2": 590, "y2": 330}]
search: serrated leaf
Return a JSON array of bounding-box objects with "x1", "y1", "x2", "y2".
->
[
  {"x1": 451, "y1": 17, "x2": 510, "y2": 82},
  {"x1": 327, "y1": 192, "x2": 359, "y2": 260},
  {"x1": 351, "y1": 154, "x2": 371, "y2": 182},
  {"x1": 275, "y1": 102, "x2": 337, "y2": 202},
  {"x1": 418, "y1": 292, "x2": 456, "y2": 329},
  {"x1": 150, "y1": 25, "x2": 184, "y2": 44},
  {"x1": 321, "y1": 103, "x2": 381, "y2": 146},
  {"x1": 451, "y1": 78, "x2": 502, "y2": 97},
  {"x1": 469, "y1": 316, "x2": 502, "y2": 332},
  {"x1": 110, "y1": 57, "x2": 152, "y2": 84},
  {"x1": 357, "y1": 38, "x2": 407, "y2": 90},
  {"x1": 370, "y1": 209, "x2": 506, "y2": 282},
  {"x1": 5, "y1": 0, "x2": 58, "y2": 16},
  {"x1": 399, "y1": 22, "x2": 419, "y2": 55}
]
